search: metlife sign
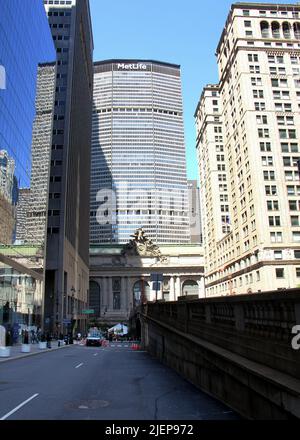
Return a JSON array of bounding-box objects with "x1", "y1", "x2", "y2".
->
[{"x1": 114, "y1": 62, "x2": 151, "y2": 72}]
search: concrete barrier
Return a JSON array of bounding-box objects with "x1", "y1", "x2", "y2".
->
[{"x1": 139, "y1": 289, "x2": 300, "y2": 419}]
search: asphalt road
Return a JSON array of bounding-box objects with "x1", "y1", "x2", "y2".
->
[{"x1": 0, "y1": 344, "x2": 240, "y2": 420}]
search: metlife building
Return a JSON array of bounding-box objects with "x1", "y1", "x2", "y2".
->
[{"x1": 91, "y1": 59, "x2": 191, "y2": 245}]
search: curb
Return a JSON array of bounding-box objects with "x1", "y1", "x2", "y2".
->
[{"x1": 0, "y1": 343, "x2": 75, "y2": 364}]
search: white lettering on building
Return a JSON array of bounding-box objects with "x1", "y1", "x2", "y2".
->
[{"x1": 117, "y1": 63, "x2": 147, "y2": 71}]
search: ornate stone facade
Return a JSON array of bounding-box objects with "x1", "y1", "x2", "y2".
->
[{"x1": 89, "y1": 232, "x2": 205, "y2": 325}]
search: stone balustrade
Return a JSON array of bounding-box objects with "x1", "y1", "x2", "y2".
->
[{"x1": 139, "y1": 289, "x2": 300, "y2": 419}]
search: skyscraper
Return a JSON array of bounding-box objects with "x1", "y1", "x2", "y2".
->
[
  {"x1": 15, "y1": 63, "x2": 56, "y2": 246},
  {"x1": 196, "y1": 2, "x2": 300, "y2": 296},
  {"x1": 44, "y1": 0, "x2": 94, "y2": 334},
  {"x1": 91, "y1": 60, "x2": 190, "y2": 245},
  {"x1": 0, "y1": 0, "x2": 56, "y2": 330}
]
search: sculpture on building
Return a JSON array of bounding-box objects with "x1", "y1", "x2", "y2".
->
[{"x1": 122, "y1": 228, "x2": 167, "y2": 262}]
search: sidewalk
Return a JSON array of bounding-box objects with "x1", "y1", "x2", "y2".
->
[{"x1": 0, "y1": 341, "x2": 73, "y2": 364}]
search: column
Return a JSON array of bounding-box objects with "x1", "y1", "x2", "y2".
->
[
  {"x1": 175, "y1": 276, "x2": 181, "y2": 300},
  {"x1": 157, "y1": 280, "x2": 163, "y2": 301},
  {"x1": 170, "y1": 276, "x2": 176, "y2": 302},
  {"x1": 198, "y1": 277, "x2": 206, "y2": 299},
  {"x1": 101, "y1": 278, "x2": 107, "y2": 312},
  {"x1": 121, "y1": 277, "x2": 126, "y2": 311},
  {"x1": 108, "y1": 277, "x2": 113, "y2": 310},
  {"x1": 125, "y1": 277, "x2": 130, "y2": 310}
]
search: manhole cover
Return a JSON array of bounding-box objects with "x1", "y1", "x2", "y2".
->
[{"x1": 65, "y1": 400, "x2": 110, "y2": 410}]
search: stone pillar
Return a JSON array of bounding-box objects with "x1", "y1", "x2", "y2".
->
[
  {"x1": 175, "y1": 276, "x2": 181, "y2": 300},
  {"x1": 121, "y1": 277, "x2": 126, "y2": 310},
  {"x1": 157, "y1": 281, "x2": 163, "y2": 301},
  {"x1": 170, "y1": 276, "x2": 176, "y2": 301},
  {"x1": 108, "y1": 277, "x2": 113, "y2": 310},
  {"x1": 198, "y1": 277, "x2": 206, "y2": 298},
  {"x1": 126, "y1": 277, "x2": 130, "y2": 310},
  {"x1": 101, "y1": 278, "x2": 107, "y2": 312}
]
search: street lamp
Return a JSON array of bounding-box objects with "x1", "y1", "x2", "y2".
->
[{"x1": 71, "y1": 286, "x2": 75, "y2": 336}]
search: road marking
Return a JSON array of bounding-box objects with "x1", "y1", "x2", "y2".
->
[
  {"x1": 0, "y1": 394, "x2": 39, "y2": 421},
  {"x1": 93, "y1": 353, "x2": 98, "y2": 357},
  {"x1": 75, "y1": 363, "x2": 84, "y2": 369}
]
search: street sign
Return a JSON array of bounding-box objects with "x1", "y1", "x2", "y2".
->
[
  {"x1": 82, "y1": 309, "x2": 95, "y2": 315},
  {"x1": 150, "y1": 273, "x2": 163, "y2": 282},
  {"x1": 152, "y1": 282, "x2": 161, "y2": 291},
  {"x1": 63, "y1": 319, "x2": 71, "y2": 325}
]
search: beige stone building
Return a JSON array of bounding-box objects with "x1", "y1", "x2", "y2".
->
[
  {"x1": 89, "y1": 231, "x2": 204, "y2": 325},
  {"x1": 195, "y1": 2, "x2": 300, "y2": 296}
]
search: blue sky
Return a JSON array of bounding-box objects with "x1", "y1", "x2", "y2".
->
[{"x1": 90, "y1": 0, "x2": 293, "y2": 181}]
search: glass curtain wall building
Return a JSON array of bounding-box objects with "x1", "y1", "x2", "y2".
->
[
  {"x1": 0, "y1": 0, "x2": 56, "y2": 335},
  {"x1": 91, "y1": 60, "x2": 191, "y2": 245}
]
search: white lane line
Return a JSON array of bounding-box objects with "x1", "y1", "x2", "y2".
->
[
  {"x1": 75, "y1": 363, "x2": 84, "y2": 369},
  {"x1": 0, "y1": 394, "x2": 39, "y2": 421}
]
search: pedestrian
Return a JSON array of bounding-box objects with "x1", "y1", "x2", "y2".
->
[{"x1": 46, "y1": 333, "x2": 52, "y2": 349}]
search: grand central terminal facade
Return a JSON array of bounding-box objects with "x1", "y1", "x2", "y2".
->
[{"x1": 89, "y1": 231, "x2": 205, "y2": 326}]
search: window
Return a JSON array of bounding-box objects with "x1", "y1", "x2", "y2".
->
[
  {"x1": 262, "y1": 156, "x2": 273, "y2": 166},
  {"x1": 291, "y1": 216, "x2": 300, "y2": 226},
  {"x1": 289, "y1": 200, "x2": 300, "y2": 211},
  {"x1": 279, "y1": 129, "x2": 296, "y2": 139},
  {"x1": 296, "y1": 268, "x2": 300, "y2": 277},
  {"x1": 255, "y1": 102, "x2": 266, "y2": 111},
  {"x1": 248, "y1": 54, "x2": 258, "y2": 62},
  {"x1": 267, "y1": 200, "x2": 279, "y2": 210},
  {"x1": 265, "y1": 185, "x2": 277, "y2": 195},
  {"x1": 251, "y1": 77, "x2": 262, "y2": 86},
  {"x1": 275, "y1": 268, "x2": 284, "y2": 278},
  {"x1": 260, "y1": 142, "x2": 271, "y2": 152},
  {"x1": 270, "y1": 232, "x2": 282, "y2": 242},
  {"x1": 257, "y1": 115, "x2": 268, "y2": 124},
  {"x1": 274, "y1": 250, "x2": 283, "y2": 260},
  {"x1": 253, "y1": 89, "x2": 264, "y2": 98},
  {"x1": 264, "y1": 170, "x2": 275, "y2": 180},
  {"x1": 261, "y1": 21, "x2": 269, "y2": 38},
  {"x1": 269, "y1": 216, "x2": 281, "y2": 226},
  {"x1": 293, "y1": 232, "x2": 300, "y2": 242},
  {"x1": 258, "y1": 128, "x2": 269, "y2": 138}
]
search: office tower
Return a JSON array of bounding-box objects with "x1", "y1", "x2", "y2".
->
[
  {"x1": 187, "y1": 180, "x2": 202, "y2": 244},
  {"x1": 44, "y1": 0, "x2": 93, "y2": 334},
  {"x1": 91, "y1": 60, "x2": 190, "y2": 245},
  {"x1": 196, "y1": 2, "x2": 300, "y2": 296},
  {"x1": 15, "y1": 63, "x2": 56, "y2": 245},
  {"x1": 0, "y1": 0, "x2": 56, "y2": 330}
]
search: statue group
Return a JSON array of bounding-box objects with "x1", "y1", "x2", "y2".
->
[{"x1": 122, "y1": 228, "x2": 165, "y2": 260}]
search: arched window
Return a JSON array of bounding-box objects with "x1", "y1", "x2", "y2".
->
[
  {"x1": 133, "y1": 280, "x2": 150, "y2": 305},
  {"x1": 260, "y1": 21, "x2": 269, "y2": 38},
  {"x1": 89, "y1": 281, "x2": 101, "y2": 317},
  {"x1": 282, "y1": 22, "x2": 291, "y2": 39},
  {"x1": 182, "y1": 280, "x2": 199, "y2": 296},
  {"x1": 294, "y1": 22, "x2": 300, "y2": 39},
  {"x1": 271, "y1": 21, "x2": 280, "y2": 38}
]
